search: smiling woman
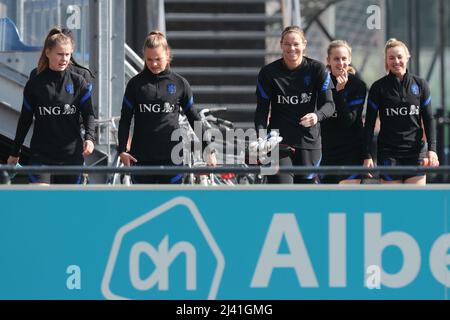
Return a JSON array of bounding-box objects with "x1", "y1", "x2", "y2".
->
[
  {"x1": 254, "y1": 26, "x2": 335, "y2": 184},
  {"x1": 363, "y1": 38, "x2": 439, "y2": 185},
  {"x1": 320, "y1": 40, "x2": 367, "y2": 185}
]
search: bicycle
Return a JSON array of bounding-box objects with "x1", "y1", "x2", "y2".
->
[
  {"x1": 181, "y1": 107, "x2": 276, "y2": 185},
  {"x1": 92, "y1": 116, "x2": 133, "y2": 185}
]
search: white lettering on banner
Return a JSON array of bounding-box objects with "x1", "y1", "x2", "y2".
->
[
  {"x1": 252, "y1": 213, "x2": 450, "y2": 289},
  {"x1": 329, "y1": 214, "x2": 346, "y2": 287},
  {"x1": 429, "y1": 234, "x2": 450, "y2": 287},
  {"x1": 364, "y1": 213, "x2": 421, "y2": 288},
  {"x1": 129, "y1": 235, "x2": 196, "y2": 291},
  {"x1": 250, "y1": 214, "x2": 319, "y2": 288}
]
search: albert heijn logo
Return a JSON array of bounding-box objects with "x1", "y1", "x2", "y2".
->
[{"x1": 101, "y1": 197, "x2": 224, "y2": 300}]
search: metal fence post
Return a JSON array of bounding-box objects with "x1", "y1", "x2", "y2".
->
[{"x1": 89, "y1": 0, "x2": 125, "y2": 165}]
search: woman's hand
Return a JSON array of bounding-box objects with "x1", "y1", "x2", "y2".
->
[
  {"x1": 299, "y1": 113, "x2": 318, "y2": 128},
  {"x1": 82, "y1": 140, "x2": 95, "y2": 156},
  {"x1": 7, "y1": 156, "x2": 19, "y2": 165},
  {"x1": 206, "y1": 150, "x2": 217, "y2": 167},
  {"x1": 335, "y1": 68, "x2": 348, "y2": 92},
  {"x1": 426, "y1": 151, "x2": 439, "y2": 167},
  {"x1": 363, "y1": 158, "x2": 374, "y2": 178},
  {"x1": 120, "y1": 152, "x2": 138, "y2": 167}
]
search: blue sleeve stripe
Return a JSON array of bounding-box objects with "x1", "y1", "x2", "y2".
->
[
  {"x1": 23, "y1": 97, "x2": 33, "y2": 112},
  {"x1": 348, "y1": 98, "x2": 365, "y2": 107},
  {"x1": 368, "y1": 99, "x2": 379, "y2": 111},
  {"x1": 321, "y1": 73, "x2": 331, "y2": 92},
  {"x1": 422, "y1": 95, "x2": 432, "y2": 108},
  {"x1": 170, "y1": 174, "x2": 183, "y2": 184},
  {"x1": 80, "y1": 85, "x2": 93, "y2": 106},
  {"x1": 184, "y1": 96, "x2": 194, "y2": 111},
  {"x1": 257, "y1": 80, "x2": 269, "y2": 100},
  {"x1": 306, "y1": 155, "x2": 322, "y2": 180},
  {"x1": 123, "y1": 96, "x2": 133, "y2": 110}
]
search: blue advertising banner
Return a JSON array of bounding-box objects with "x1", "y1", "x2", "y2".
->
[{"x1": 0, "y1": 186, "x2": 449, "y2": 300}]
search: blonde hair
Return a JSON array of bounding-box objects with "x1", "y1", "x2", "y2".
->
[
  {"x1": 142, "y1": 30, "x2": 171, "y2": 70},
  {"x1": 280, "y1": 25, "x2": 306, "y2": 44},
  {"x1": 384, "y1": 38, "x2": 411, "y2": 72},
  {"x1": 37, "y1": 27, "x2": 74, "y2": 74},
  {"x1": 326, "y1": 40, "x2": 356, "y2": 75}
]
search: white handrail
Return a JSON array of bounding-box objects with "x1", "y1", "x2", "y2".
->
[{"x1": 124, "y1": 43, "x2": 144, "y2": 70}]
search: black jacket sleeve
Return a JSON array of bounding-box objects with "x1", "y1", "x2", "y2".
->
[
  {"x1": 29, "y1": 68, "x2": 37, "y2": 79},
  {"x1": 118, "y1": 82, "x2": 135, "y2": 153},
  {"x1": 79, "y1": 79, "x2": 96, "y2": 142},
  {"x1": 10, "y1": 83, "x2": 34, "y2": 157},
  {"x1": 315, "y1": 67, "x2": 335, "y2": 121},
  {"x1": 180, "y1": 77, "x2": 211, "y2": 149},
  {"x1": 254, "y1": 68, "x2": 272, "y2": 131},
  {"x1": 335, "y1": 79, "x2": 367, "y2": 128},
  {"x1": 180, "y1": 77, "x2": 199, "y2": 129},
  {"x1": 419, "y1": 79, "x2": 436, "y2": 153},
  {"x1": 363, "y1": 83, "x2": 380, "y2": 159}
]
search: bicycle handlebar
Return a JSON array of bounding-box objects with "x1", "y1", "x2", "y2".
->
[{"x1": 215, "y1": 117, "x2": 234, "y2": 128}]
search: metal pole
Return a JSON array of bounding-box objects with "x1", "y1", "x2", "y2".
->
[
  {"x1": 158, "y1": 0, "x2": 166, "y2": 34},
  {"x1": 439, "y1": 0, "x2": 447, "y2": 166},
  {"x1": 90, "y1": 0, "x2": 125, "y2": 165},
  {"x1": 407, "y1": 0, "x2": 419, "y2": 74},
  {"x1": 414, "y1": 0, "x2": 420, "y2": 75},
  {"x1": 292, "y1": 0, "x2": 302, "y2": 28},
  {"x1": 385, "y1": 0, "x2": 390, "y2": 38}
]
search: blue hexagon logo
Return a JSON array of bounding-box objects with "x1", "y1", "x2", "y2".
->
[{"x1": 101, "y1": 197, "x2": 225, "y2": 300}]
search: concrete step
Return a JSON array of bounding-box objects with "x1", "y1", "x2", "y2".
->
[
  {"x1": 166, "y1": 13, "x2": 282, "y2": 22},
  {"x1": 174, "y1": 67, "x2": 259, "y2": 76},
  {"x1": 167, "y1": 20, "x2": 266, "y2": 31},
  {"x1": 165, "y1": 0, "x2": 272, "y2": 3},
  {"x1": 192, "y1": 85, "x2": 254, "y2": 94},
  {"x1": 170, "y1": 38, "x2": 265, "y2": 50},
  {"x1": 176, "y1": 67, "x2": 259, "y2": 86},
  {"x1": 173, "y1": 49, "x2": 279, "y2": 58},
  {"x1": 184, "y1": 75, "x2": 256, "y2": 87},
  {"x1": 172, "y1": 56, "x2": 265, "y2": 68},
  {"x1": 193, "y1": 92, "x2": 255, "y2": 104},
  {"x1": 165, "y1": 1, "x2": 266, "y2": 14},
  {"x1": 167, "y1": 30, "x2": 280, "y2": 39}
]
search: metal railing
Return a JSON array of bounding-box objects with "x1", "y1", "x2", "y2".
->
[
  {"x1": 124, "y1": 43, "x2": 144, "y2": 82},
  {"x1": 1, "y1": 165, "x2": 449, "y2": 185}
]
